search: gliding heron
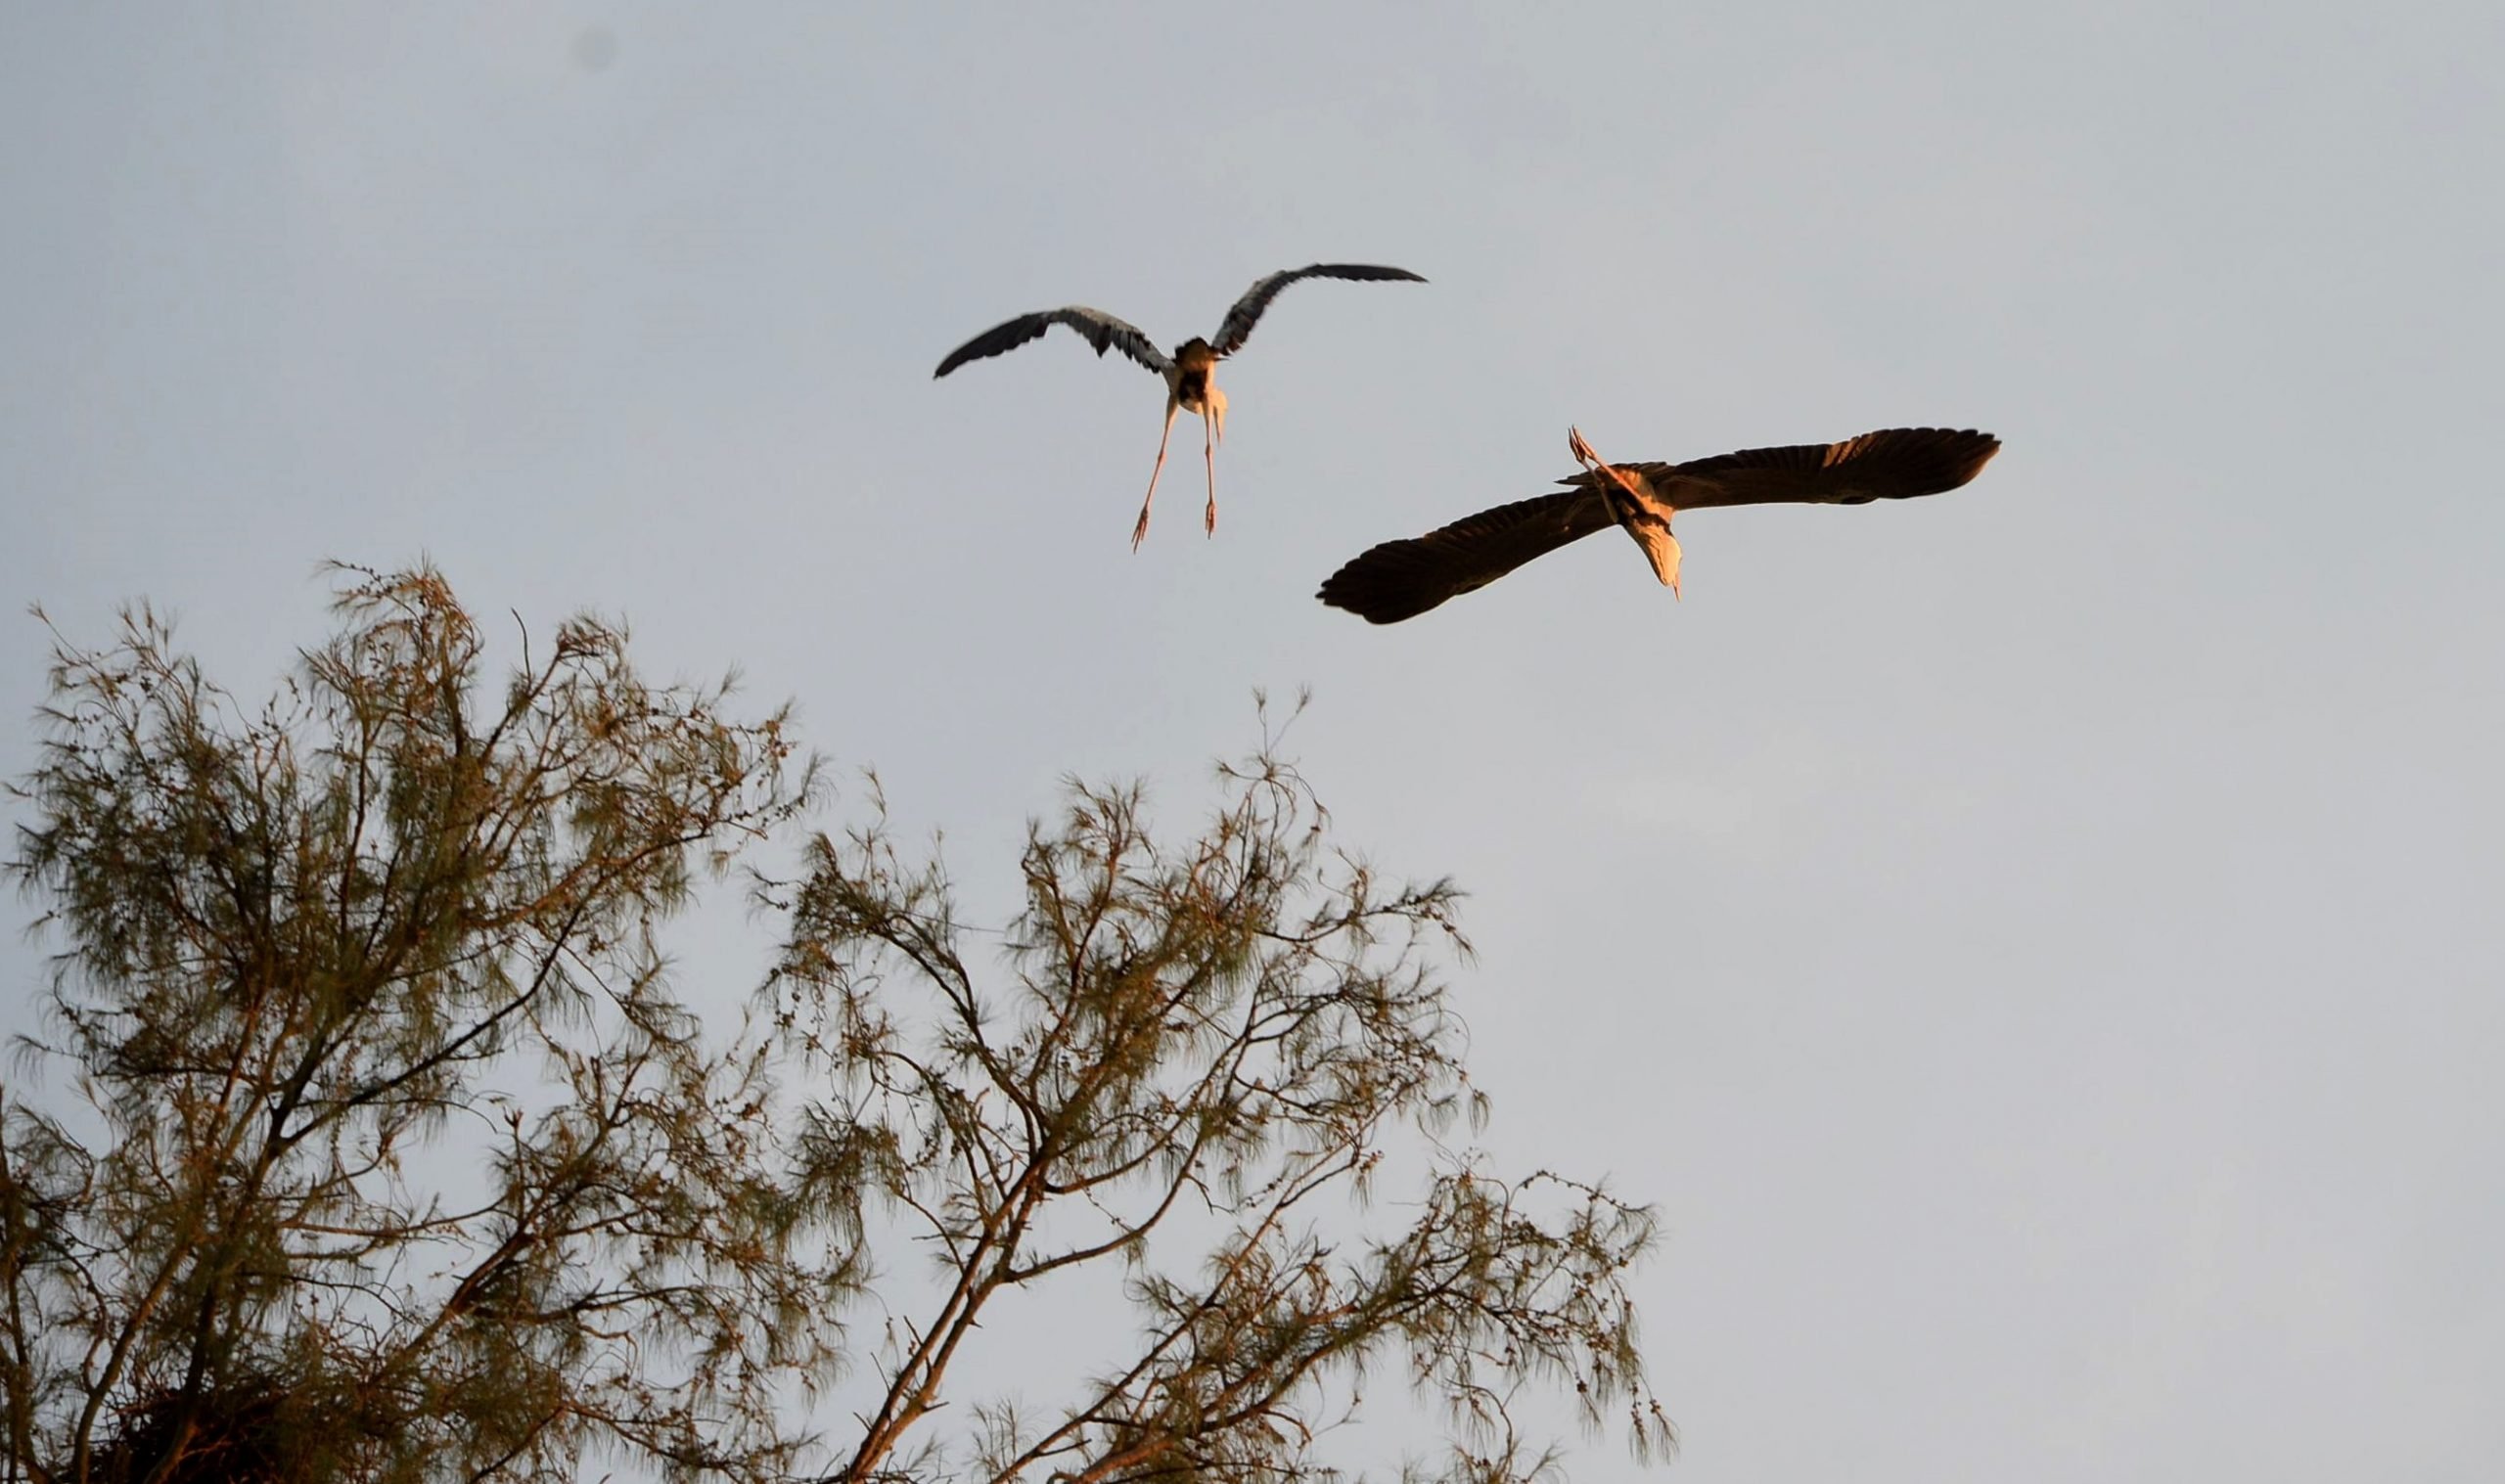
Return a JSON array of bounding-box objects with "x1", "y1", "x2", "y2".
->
[{"x1": 1317, "y1": 426, "x2": 2002, "y2": 623}]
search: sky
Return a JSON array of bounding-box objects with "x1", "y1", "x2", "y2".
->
[{"x1": 4, "y1": 2, "x2": 2503, "y2": 1479}]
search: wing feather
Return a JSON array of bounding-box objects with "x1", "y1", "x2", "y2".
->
[
  {"x1": 1209, "y1": 263, "x2": 1427, "y2": 357},
  {"x1": 1323, "y1": 428, "x2": 2002, "y2": 624},
  {"x1": 1316, "y1": 490, "x2": 1613, "y2": 624},
  {"x1": 934, "y1": 307, "x2": 1172, "y2": 379},
  {"x1": 1589, "y1": 427, "x2": 2001, "y2": 510}
]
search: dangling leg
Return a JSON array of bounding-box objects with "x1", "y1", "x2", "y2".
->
[
  {"x1": 1133, "y1": 397, "x2": 1182, "y2": 551},
  {"x1": 1203, "y1": 387, "x2": 1227, "y2": 537},
  {"x1": 1202, "y1": 405, "x2": 1219, "y2": 537}
]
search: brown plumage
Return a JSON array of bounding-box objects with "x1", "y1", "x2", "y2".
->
[{"x1": 1317, "y1": 427, "x2": 2001, "y2": 624}]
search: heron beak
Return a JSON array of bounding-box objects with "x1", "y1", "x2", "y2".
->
[{"x1": 1631, "y1": 520, "x2": 1682, "y2": 598}]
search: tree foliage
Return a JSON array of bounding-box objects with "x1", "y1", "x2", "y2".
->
[{"x1": 2, "y1": 566, "x2": 1669, "y2": 1484}]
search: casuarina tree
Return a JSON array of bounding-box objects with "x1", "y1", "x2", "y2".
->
[{"x1": 2, "y1": 565, "x2": 1669, "y2": 1484}]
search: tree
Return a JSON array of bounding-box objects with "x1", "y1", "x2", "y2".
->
[{"x1": 3, "y1": 565, "x2": 1670, "y2": 1484}]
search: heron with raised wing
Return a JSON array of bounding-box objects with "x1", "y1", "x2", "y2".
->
[
  {"x1": 934, "y1": 263, "x2": 1427, "y2": 549},
  {"x1": 1317, "y1": 426, "x2": 2001, "y2": 623}
]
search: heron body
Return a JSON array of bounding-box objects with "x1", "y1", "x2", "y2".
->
[
  {"x1": 1141, "y1": 338, "x2": 1229, "y2": 546},
  {"x1": 1572, "y1": 427, "x2": 1685, "y2": 594},
  {"x1": 934, "y1": 264, "x2": 1425, "y2": 549},
  {"x1": 1317, "y1": 426, "x2": 2002, "y2": 624},
  {"x1": 1169, "y1": 338, "x2": 1219, "y2": 418}
]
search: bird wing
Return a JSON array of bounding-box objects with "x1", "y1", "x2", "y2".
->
[
  {"x1": 1316, "y1": 488, "x2": 1615, "y2": 624},
  {"x1": 933, "y1": 307, "x2": 1173, "y2": 379},
  {"x1": 1208, "y1": 263, "x2": 1428, "y2": 357},
  {"x1": 1589, "y1": 427, "x2": 2001, "y2": 510}
]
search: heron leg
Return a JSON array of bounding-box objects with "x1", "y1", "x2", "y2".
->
[
  {"x1": 1568, "y1": 426, "x2": 1644, "y2": 501},
  {"x1": 1202, "y1": 403, "x2": 1218, "y2": 537},
  {"x1": 1133, "y1": 399, "x2": 1181, "y2": 551}
]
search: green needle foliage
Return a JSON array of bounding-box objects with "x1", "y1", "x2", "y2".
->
[{"x1": 2, "y1": 566, "x2": 1670, "y2": 1484}]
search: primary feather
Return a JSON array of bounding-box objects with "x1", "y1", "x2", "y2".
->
[
  {"x1": 933, "y1": 306, "x2": 1172, "y2": 379},
  {"x1": 1208, "y1": 264, "x2": 1428, "y2": 357}
]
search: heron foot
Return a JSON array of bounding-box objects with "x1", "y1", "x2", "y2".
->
[
  {"x1": 1205, "y1": 499, "x2": 1217, "y2": 538},
  {"x1": 1569, "y1": 426, "x2": 1648, "y2": 502}
]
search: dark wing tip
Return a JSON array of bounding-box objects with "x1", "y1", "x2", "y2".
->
[
  {"x1": 1795, "y1": 427, "x2": 2002, "y2": 506},
  {"x1": 1317, "y1": 490, "x2": 1600, "y2": 625},
  {"x1": 1661, "y1": 426, "x2": 2005, "y2": 508},
  {"x1": 1316, "y1": 526, "x2": 1485, "y2": 624},
  {"x1": 934, "y1": 307, "x2": 1172, "y2": 380},
  {"x1": 1211, "y1": 264, "x2": 1430, "y2": 355},
  {"x1": 933, "y1": 315, "x2": 1048, "y2": 379},
  {"x1": 1860, "y1": 427, "x2": 2002, "y2": 496},
  {"x1": 1799, "y1": 427, "x2": 2001, "y2": 506},
  {"x1": 1285, "y1": 263, "x2": 1428, "y2": 289},
  {"x1": 1306, "y1": 262, "x2": 1428, "y2": 284},
  {"x1": 1315, "y1": 550, "x2": 1450, "y2": 624}
]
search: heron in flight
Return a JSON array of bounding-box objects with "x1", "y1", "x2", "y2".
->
[
  {"x1": 934, "y1": 263, "x2": 1427, "y2": 549},
  {"x1": 1316, "y1": 426, "x2": 2001, "y2": 623}
]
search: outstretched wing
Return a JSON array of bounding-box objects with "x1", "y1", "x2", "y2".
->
[
  {"x1": 934, "y1": 307, "x2": 1172, "y2": 379},
  {"x1": 1209, "y1": 263, "x2": 1427, "y2": 357},
  {"x1": 1589, "y1": 427, "x2": 2001, "y2": 510},
  {"x1": 1316, "y1": 489, "x2": 1614, "y2": 624}
]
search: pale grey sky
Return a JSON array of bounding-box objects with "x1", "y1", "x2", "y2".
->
[{"x1": 4, "y1": 3, "x2": 2501, "y2": 1479}]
